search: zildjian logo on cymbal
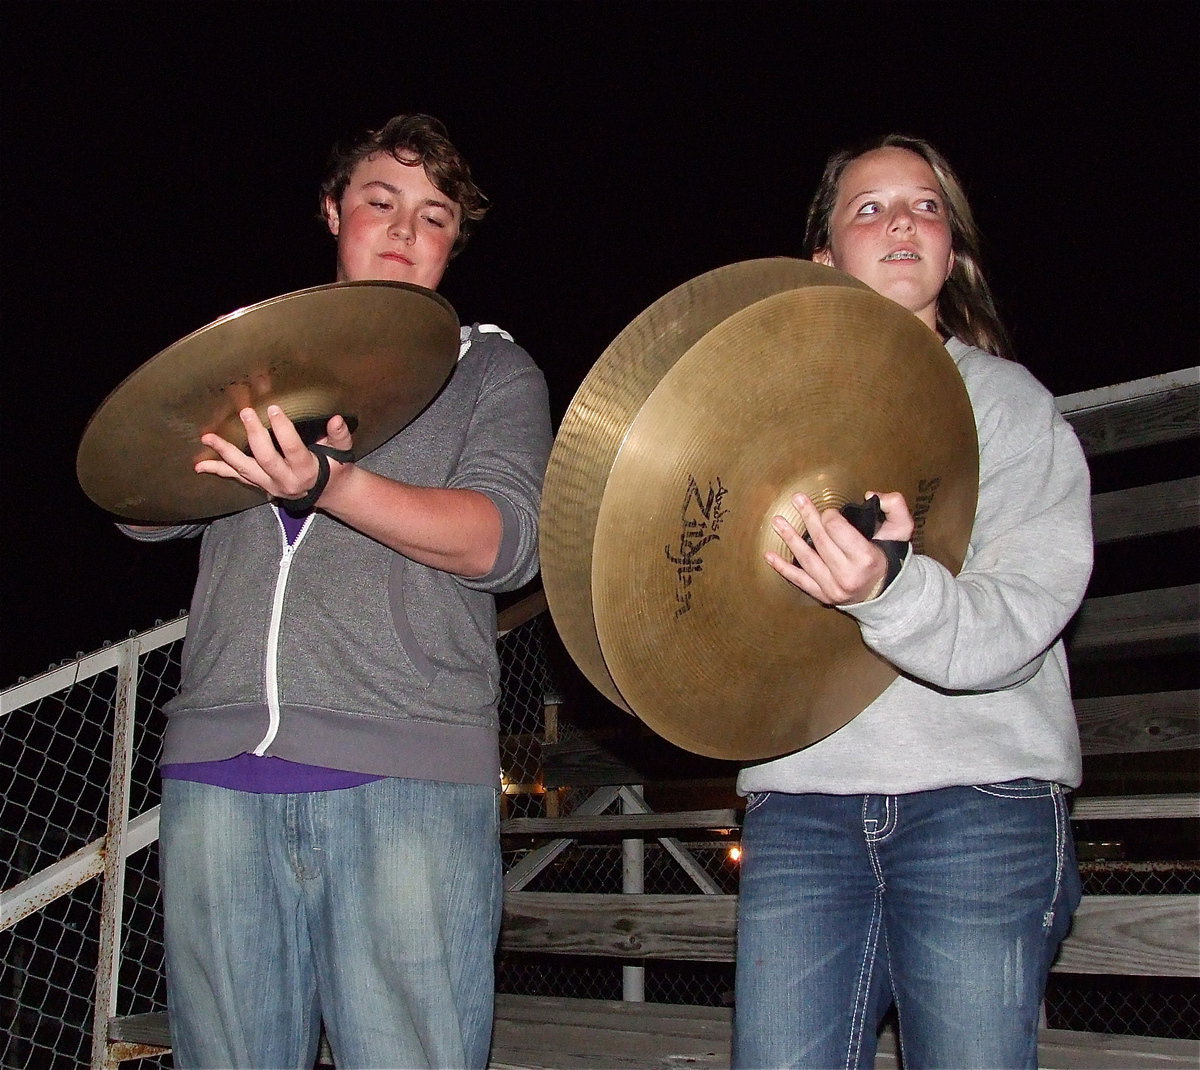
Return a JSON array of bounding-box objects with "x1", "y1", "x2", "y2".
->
[
  {"x1": 912, "y1": 475, "x2": 941, "y2": 554},
  {"x1": 666, "y1": 475, "x2": 729, "y2": 618}
]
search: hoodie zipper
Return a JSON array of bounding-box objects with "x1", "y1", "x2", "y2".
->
[{"x1": 252, "y1": 511, "x2": 314, "y2": 754}]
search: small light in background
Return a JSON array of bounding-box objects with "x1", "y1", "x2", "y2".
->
[{"x1": 728, "y1": 845, "x2": 742, "y2": 863}]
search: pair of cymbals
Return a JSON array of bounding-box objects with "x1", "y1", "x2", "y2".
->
[
  {"x1": 76, "y1": 281, "x2": 460, "y2": 522},
  {"x1": 539, "y1": 259, "x2": 978, "y2": 760}
]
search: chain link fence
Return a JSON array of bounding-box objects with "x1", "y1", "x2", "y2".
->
[
  {"x1": 2, "y1": 623, "x2": 181, "y2": 1070},
  {"x1": 497, "y1": 815, "x2": 1200, "y2": 1040},
  {"x1": 1043, "y1": 861, "x2": 1200, "y2": 1040},
  {"x1": 2, "y1": 607, "x2": 1196, "y2": 1069},
  {"x1": 497, "y1": 835, "x2": 740, "y2": 1009},
  {"x1": 495, "y1": 609, "x2": 1199, "y2": 1041}
]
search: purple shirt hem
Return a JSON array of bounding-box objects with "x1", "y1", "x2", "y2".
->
[{"x1": 162, "y1": 753, "x2": 384, "y2": 794}]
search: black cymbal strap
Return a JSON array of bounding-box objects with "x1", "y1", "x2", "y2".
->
[{"x1": 279, "y1": 444, "x2": 355, "y2": 517}]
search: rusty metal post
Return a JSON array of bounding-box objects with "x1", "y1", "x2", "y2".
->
[
  {"x1": 621, "y1": 784, "x2": 645, "y2": 1002},
  {"x1": 90, "y1": 640, "x2": 138, "y2": 1070}
]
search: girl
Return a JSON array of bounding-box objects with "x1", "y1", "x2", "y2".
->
[{"x1": 733, "y1": 136, "x2": 1093, "y2": 1069}]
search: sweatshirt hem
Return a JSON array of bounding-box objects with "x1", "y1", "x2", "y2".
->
[{"x1": 162, "y1": 704, "x2": 501, "y2": 787}]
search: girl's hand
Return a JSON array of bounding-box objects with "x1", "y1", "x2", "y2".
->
[{"x1": 764, "y1": 491, "x2": 913, "y2": 605}]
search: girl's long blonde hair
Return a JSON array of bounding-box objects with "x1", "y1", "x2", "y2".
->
[{"x1": 804, "y1": 134, "x2": 1013, "y2": 359}]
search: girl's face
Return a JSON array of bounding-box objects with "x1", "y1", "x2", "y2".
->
[
  {"x1": 323, "y1": 152, "x2": 461, "y2": 291},
  {"x1": 814, "y1": 146, "x2": 955, "y2": 332}
]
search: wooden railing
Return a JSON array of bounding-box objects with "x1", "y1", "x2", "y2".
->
[
  {"x1": 491, "y1": 366, "x2": 1200, "y2": 1069},
  {"x1": 5, "y1": 368, "x2": 1195, "y2": 1069}
]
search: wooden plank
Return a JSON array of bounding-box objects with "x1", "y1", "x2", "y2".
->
[
  {"x1": 1091, "y1": 477, "x2": 1199, "y2": 544},
  {"x1": 493, "y1": 993, "x2": 732, "y2": 1060},
  {"x1": 497, "y1": 588, "x2": 548, "y2": 636},
  {"x1": 1075, "y1": 691, "x2": 1199, "y2": 755},
  {"x1": 489, "y1": 995, "x2": 894, "y2": 1070},
  {"x1": 502, "y1": 893, "x2": 737, "y2": 962},
  {"x1": 495, "y1": 993, "x2": 730, "y2": 1034},
  {"x1": 1037, "y1": 1029, "x2": 1200, "y2": 1070},
  {"x1": 506, "y1": 793, "x2": 1196, "y2": 838},
  {"x1": 1057, "y1": 372, "x2": 1198, "y2": 457},
  {"x1": 490, "y1": 995, "x2": 1200, "y2": 1069},
  {"x1": 504, "y1": 890, "x2": 1200, "y2": 977},
  {"x1": 542, "y1": 736, "x2": 649, "y2": 788},
  {"x1": 107, "y1": 1012, "x2": 169, "y2": 1047},
  {"x1": 104, "y1": 998, "x2": 1200, "y2": 1070},
  {"x1": 502, "y1": 810, "x2": 740, "y2": 840},
  {"x1": 542, "y1": 735, "x2": 740, "y2": 789},
  {"x1": 107, "y1": 999, "x2": 1200, "y2": 1070},
  {"x1": 491, "y1": 996, "x2": 733, "y2": 1070},
  {"x1": 1053, "y1": 894, "x2": 1199, "y2": 977},
  {"x1": 1070, "y1": 585, "x2": 1199, "y2": 660},
  {"x1": 1071, "y1": 793, "x2": 1200, "y2": 820},
  {"x1": 1057, "y1": 368, "x2": 1198, "y2": 418}
]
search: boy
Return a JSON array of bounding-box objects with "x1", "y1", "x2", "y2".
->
[{"x1": 124, "y1": 113, "x2": 551, "y2": 1069}]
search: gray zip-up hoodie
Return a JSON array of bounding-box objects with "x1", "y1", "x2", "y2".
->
[
  {"x1": 126, "y1": 325, "x2": 552, "y2": 786},
  {"x1": 738, "y1": 338, "x2": 1093, "y2": 796}
]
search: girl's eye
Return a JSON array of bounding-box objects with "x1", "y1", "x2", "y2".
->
[
  {"x1": 855, "y1": 201, "x2": 880, "y2": 216},
  {"x1": 369, "y1": 201, "x2": 392, "y2": 211},
  {"x1": 423, "y1": 215, "x2": 446, "y2": 229},
  {"x1": 916, "y1": 198, "x2": 941, "y2": 212}
]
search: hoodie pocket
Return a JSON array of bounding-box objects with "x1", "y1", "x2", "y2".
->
[{"x1": 388, "y1": 556, "x2": 438, "y2": 685}]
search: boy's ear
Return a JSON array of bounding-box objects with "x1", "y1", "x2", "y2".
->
[{"x1": 323, "y1": 196, "x2": 340, "y2": 236}]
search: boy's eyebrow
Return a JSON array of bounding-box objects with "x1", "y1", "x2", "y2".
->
[{"x1": 361, "y1": 179, "x2": 454, "y2": 211}]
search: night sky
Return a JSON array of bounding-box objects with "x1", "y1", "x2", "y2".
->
[{"x1": 3, "y1": 1, "x2": 1196, "y2": 686}]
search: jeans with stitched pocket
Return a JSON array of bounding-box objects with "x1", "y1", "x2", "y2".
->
[
  {"x1": 733, "y1": 780, "x2": 1080, "y2": 1069},
  {"x1": 160, "y1": 776, "x2": 502, "y2": 1069}
]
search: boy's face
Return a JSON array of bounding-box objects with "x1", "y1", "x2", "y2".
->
[{"x1": 323, "y1": 152, "x2": 461, "y2": 291}]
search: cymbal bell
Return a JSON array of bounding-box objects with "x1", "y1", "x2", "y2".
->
[
  {"x1": 76, "y1": 281, "x2": 459, "y2": 522},
  {"x1": 552, "y1": 281, "x2": 978, "y2": 760},
  {"x1": 540, "y1": 258, "x2": 870, "y2": 713}
]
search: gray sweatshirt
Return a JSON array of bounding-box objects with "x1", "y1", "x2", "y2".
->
[
  {"x1": 124, "y1": 325, "x2": 552, "y2": 786},
  {"x1": 738, "y1": 338, "x2": 1093, "y2": 796}
]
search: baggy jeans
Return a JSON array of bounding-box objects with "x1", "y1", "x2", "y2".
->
[{"x1": 160, "y1": 776, "x2": 502, "y2": 1069}]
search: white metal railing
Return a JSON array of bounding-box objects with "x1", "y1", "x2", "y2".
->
[
  {"x1": 3, "y1": 617, "x2": 185, "y2": 1069},
  {"x1": 2, "y1": 593, "x2": 551, "y2": 1069}
]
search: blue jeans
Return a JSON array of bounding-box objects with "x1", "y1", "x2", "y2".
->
[
  {"x1": 733, "y1": 781, "x2": 1080, "y2": 1070},
  {"x1": 159, "y1": 777, "x2": 502, "y2": 1069}
]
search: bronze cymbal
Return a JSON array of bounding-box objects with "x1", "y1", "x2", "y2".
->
[
  {"x1": 540, "y1": 258, "x2": 870, "y2": 712},
  {"x1": 588, "y1": 285, "x2": 978, "y2": 759},
  {"x1": 76, "y1": 281, "x2": 459, "y2": 522}
]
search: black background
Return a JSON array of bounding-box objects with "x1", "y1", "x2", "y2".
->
[{"x1": 3, "y1": 1, "x2": 1196, "y2": 686}]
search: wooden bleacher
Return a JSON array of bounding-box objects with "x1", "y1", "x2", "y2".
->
[{"x1": 108, "y1": 367, "x2": 1198, "y2": 1067}]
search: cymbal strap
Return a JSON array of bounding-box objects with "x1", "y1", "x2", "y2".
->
[
  {"x1": 278, "y1": 444, "x2": 355, "y2": 517},
  {"x1": 801, "y1": 495, "x2": 885, "y2": 548}
]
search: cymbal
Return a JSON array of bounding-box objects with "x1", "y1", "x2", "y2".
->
[
  {"x1": 587, "y1": 285, "x2": 977, "y2": 759},
  {"x1": 77, "y1": 281, "x2": 459, "y2": 522},
  {"x1": 540, "y1": 258, "x2": 870, "y2": 712}
]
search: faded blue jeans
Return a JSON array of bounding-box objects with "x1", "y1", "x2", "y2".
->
[
  {"x1": 733, "y1": 781, "x2": 1080, "y2": 1070},
  {"x1": 159, "y1": 777, "x2": 502, "y2": 1069}
]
